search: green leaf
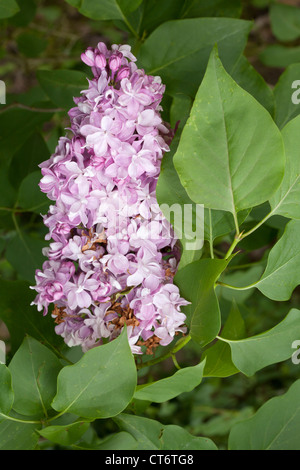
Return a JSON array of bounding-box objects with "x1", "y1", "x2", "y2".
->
[
  {"x1": 229, "y1": 379, "x2": 300, "y2": 449},
  {"x1": 273, "y1": 64, "x2": 300, "y2": 129},
  {"x1": 84, "y1": 431, "x2": 138, "y2": 450},
  {"x1": 0, "y1": 161, "x2": 17, "y2": 208},
  {"x1": 230, "y1": 54, "x2": 274, "y2": 115},
  {"x1": 37, "y1": 69, "x2": 87, "y2": 109},
  {"x1": 114, "y1": 414, "x2": 217, "y2": 450},
  {"x1": 217, "y1": 265, "x2": 264, "y2": 304},
  {"x1": 0, "y1": 365, "x2": 14, "y2": 419},
  {"x1": 0, "y1": 107, "x2": 53, "y2": 161},
  {"x1": 270, "y1": 115, "x2": 300, "y2": 219},
  {"x1": 259, "y1": 45, "x2": 300, "y2": 68},
  {"x1": 38, "y1": 420, "x2": 91, "y2": 446},
  {"x1": 270, "y1": 3, "x2": 300, "y2": 42},
  {"x1": 5, "y1": 231, "x2": 46, "y2": 283},
  {"x1": 173, "y1": 46, "x2": 285, "y2": 221},
  {"x1": 156, "y1": 138, "x2": 203, "y2": 270},
  {"x1": 160, "y1": 424, "x2": 218, "y2": 450},
  {"x1": 169, "y1": 94, "x2": 192, "y2": 132},
  {"x1": 131, "y1": 0, "x2": 242, "y2": 40},
  {"x1": 137, "y1": 18, "x2": 252, "y2": 97},
  {"x1": 256, "y1": 220, "x2": 300, "y2": 301},
  {"x1": 219, "y1": 308, "x2": 300, "y2": 376},
  {"x1": 8, "y1": 0, "x2": 37, "y2": 27},
  {"x1": 133, "y1": 0, "x2": 185, "y2": 38},
  {"x1": 18, "y1": 171, "x2": 49, "y2": 214},
  {"x1": 9, "y1": 132, "x2": 50, "y2": 189},
  {"x1": 203, "y1": 208, "x2": 250, "y2": 243},
  {"x1": 0, "y1": 0, "x2": 19, "y2": 19},
  {"x1": 174, "y1": 258, "x2": 229, "y2": 346},
  {"x1": 134, "y1": 359, "x2": 206, "y2": 402},
  {"x1": 8, "y1": 336, "x2": 62, "y2": 417},
  {"x1": 66, "y1": 0, "x2": 142, "y2": 20},
  {"x1": 114, "y1": 414, "x2": 163, "y2": 450},
  {"x1": 203, "y1": 301, "x2": 246, "y2": 377},
  {"x1": 51, "y1": 328, "x2": 137, "y2": 419},
  {"x1": 181, "y1": 0, "x2": 242, "y2": 19},
  {"x1": 0, "y1": 279, "x2": 64, "y2": 355},
  {"x1": 0, "y1": 420, "x2": 40, "y2": 450}
]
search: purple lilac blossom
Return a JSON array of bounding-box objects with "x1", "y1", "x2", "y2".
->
[{"x1": 31, "y1": 43, "x2": 189, "y2": 355}]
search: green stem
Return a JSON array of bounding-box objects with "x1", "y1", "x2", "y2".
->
[
  {"x1": 233, "y1": 210, "x2": 240, "y2": 237},
  {"x1": 216, "y1": 281, "x2": 257, "y2": 290},
  {"x1": 240, "y1": 210, "x2": 274, "y2": 239},
  {"x1": 0, "y1": 412, "x2": 40, "y2": 425},
  {"x1": 136, "y1": 334, "x2": 191, "y2": 370},
  {"x1": 224, "y1": 236, "x2": 241, "y2": 260},
  {"x1": 171, "y1": 354, "x2": 181, "y2": 370}
]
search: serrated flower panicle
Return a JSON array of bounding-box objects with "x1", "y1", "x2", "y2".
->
[{"x1": 31, "y1": 42, "x2": 189, "y2": 355}]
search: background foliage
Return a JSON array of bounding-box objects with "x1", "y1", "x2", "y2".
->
[{"x1": 1, "y1": 0, "x2": 300, "y2": 450}]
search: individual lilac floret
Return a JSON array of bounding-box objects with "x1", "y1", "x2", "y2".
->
[{"x1": 31, "y1": 42, "x2": 189, "y2": 356}]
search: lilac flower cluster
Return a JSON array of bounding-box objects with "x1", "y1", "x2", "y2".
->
[{"x1": 31, "y1": 43, "x2": 189, "y2": 355}]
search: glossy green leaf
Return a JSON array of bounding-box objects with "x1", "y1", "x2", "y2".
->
[
  {"x1": 219, "y1": 308, "x2": 300, "y2": 376},
  {"x1": 229, "y1": 379, "x2": 300, "y2": 449},
  {"x1": 37, "y1": 69, "x2": 87, "y2": 108},
  {"x1": 38, "y1": 420, "x2": 91, "y2": 446},
  {"x1": 270, "y1": 115, "x2": 300, "y2": 219},
  {"x1": 0, "y1": 365, "x2": 14, "y2": 420},
  {"x1": 51, "y1": 328, "x2": 137, "y2": 419},
  {"x1": 174, "y1": 258, "x2": 229, "y2": 346},
  {"x1": 137, "y1": 18, "x2": 252, "y2": 97},
  {"x1": 173, "y1": 46, "x2": 285, "y2": 221},
  {"x1": 256, "y1": 220, "x2": 300, "y2": 301},
  {"x1": 0, "y1": 0, "x2": 19, "y2": 19},
  {"x1": 8, "y1": 336, "x2": 62, "y2": 417},
  {"x1": 270, "y1": 3, "x2": 300, "y2": 42},
  {"x1": 134, "y1": 359, "x2": 206, "y2": 402}
]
